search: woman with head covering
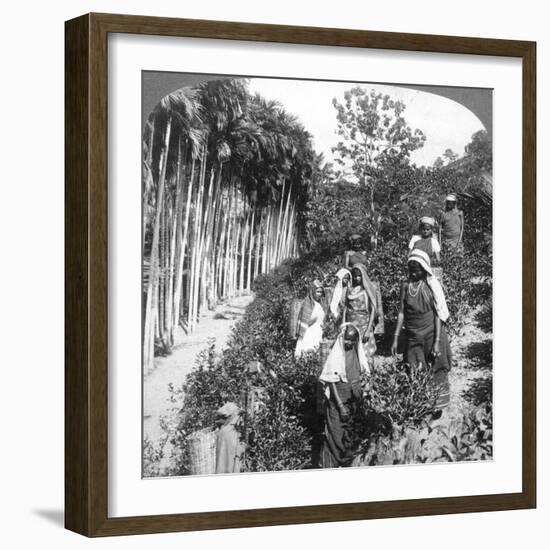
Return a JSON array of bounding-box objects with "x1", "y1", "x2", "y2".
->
[
  {"x1": 294, "y1": 280, "x2": 328, "y2": 358},
  {"x1": 319, "y1": 323, "x2": 369, "y2": 467},
  {"x1": 344, "y1": 233, "x2": 369, "y2": 269},
  {"x1": 329, "y1": 268, "x2": 352, "y2": 319},
  {"x1": 342, "y1": 263, "x2": 378, "y2": 362},
  {"x1": 391, "y1": 249, "x2": 452, "y2": 410},
  {"x1": 439, "y1": 194, "x2": 464, "y2": 251},
  {"x1": 409, "y1": 216, "x2": 441, "y2": 265}
]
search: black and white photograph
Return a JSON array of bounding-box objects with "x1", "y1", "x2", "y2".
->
[{"x1": 142, "y1": 73, "x2": 493, "y2": 477}]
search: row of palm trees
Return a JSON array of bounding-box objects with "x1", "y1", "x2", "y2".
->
[{"x1": 142, "y1": 79, "x2": 315, "y2": 370}]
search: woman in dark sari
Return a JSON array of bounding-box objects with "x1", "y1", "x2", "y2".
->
[
  {"x1": 391, "y1": 249, "x2": 452, "y2": 409},
  {"x1": 319, "y1": 323, "x2": 370, "y2": 467}
]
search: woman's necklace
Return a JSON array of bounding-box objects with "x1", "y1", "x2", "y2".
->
[{"x1": 408, "y1": 280, "x2": 423, "y2": 297}]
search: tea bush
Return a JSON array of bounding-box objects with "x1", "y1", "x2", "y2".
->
[{"x1": 356, "y1": 401, "x2": 493, "y2": 466}]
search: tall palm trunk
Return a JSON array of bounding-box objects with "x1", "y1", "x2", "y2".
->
[
  {"x1": 143, "y1": 116, "x2": 172, "y2": 371},
  {"x1": 239, "y1": 201, "x2": 251, "y2": 292},
  {"x1": 208, "y1": 166, "x2": 225, "y2": 306},
  {"x1": 246, "y1": 206, "x2": 256, "y2": 291},
  {"x1": 223, "y1": 180, "x2": 236, "y2": 297},
  {"x1": 200, "y1": 166, "x2": 221, "y2": 309},
  {"x1": 197, "y1": 167, "x2": 215, "y2": 311},
  {"x1": 262, "y1": 206, "x2": 271, "y2": 274},
  {"x1": 188, "y1": 144, "x2": 207, "y2": 331},
  {"x1": 276, "y1": 183, "x2": 292, "y2": 265},
  {"x1": 253, "y1": 209, "x2": 263, "y2": 281},
  {"x1": 142, "y1": 119, "x2": 155, "y2": 256},
  {"x1": 173, "y1": 152, "x2": 195, "y2": 333},
  {"x1": 272, "y1": 179, "x2": 286, "y2": 266}
]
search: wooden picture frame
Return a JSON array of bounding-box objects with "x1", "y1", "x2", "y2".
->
[{"x1": 65, "y1": 12, "x2": 536, "y2": 537}]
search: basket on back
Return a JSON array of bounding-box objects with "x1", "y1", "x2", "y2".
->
[
  {"x1": 289, "y1": 298, "x2": 303, "y2": 338},
  {"x1": 186, "y1": 427, "x2": 217, "y2": 475}
]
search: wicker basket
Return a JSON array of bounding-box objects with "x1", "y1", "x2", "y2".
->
[
  {"x1": 186, "y1": 427, "x2": 217, "y2": 475},
  {"x1": 289, "y1": 298, "x2": 303, "y2": 337}
]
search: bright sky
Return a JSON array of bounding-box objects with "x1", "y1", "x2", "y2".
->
[{"x1": 248, "y1": 78, "x2": 484, "y2": 168}]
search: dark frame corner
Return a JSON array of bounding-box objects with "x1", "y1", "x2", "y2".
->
[{"x1": 65, "y1": 12, "x2": 536, "y2": 537}]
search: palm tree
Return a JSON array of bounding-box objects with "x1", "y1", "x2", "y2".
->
[
  {"x1": 142, "y1": 78, "x2": 318, "y2": 366},
  {"x1": 143, "y1": 87, "x2": 202, "y2": 371}
]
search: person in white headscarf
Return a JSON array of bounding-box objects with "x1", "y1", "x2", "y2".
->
[
  {"x1": 439, "y1": 194, "x2": 464, "y2": 250},
  {"x1": 294, "y1": 280, "x2": 328, "y2": 358},
  {"x1": 329, "y1": 268, "x2": 352, "y2": 319},
  {"x1": 318, "y1": 323, "x2": 369, "y2": 467},
  {"x1": 408, "y1": 216, "x2": 441, "y2": 265},
  {"x1": 391, "y1": 249, "x2": 452, "y2": 409}
]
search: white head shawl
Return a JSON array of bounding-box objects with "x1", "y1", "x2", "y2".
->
[
  {"x1": 330, "y1": 268, "x2": 352, "y2": 318},
  {"x1": 319, "y1": 323, "x2": 371, "y2": 385},
  {"x1": 407, "y1": 249, "x2": 450, "y2": 323},
  {"x1": 419, "y1": 216, "x2": 436, "y2": 227}
]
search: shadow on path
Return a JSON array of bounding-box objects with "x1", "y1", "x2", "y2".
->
[
  {"x1": 462, "y1": 339, "x2": 492, "y2": 371},
  {"x1": 462, "y1": 374, "x2": 493, "y2": 406}
]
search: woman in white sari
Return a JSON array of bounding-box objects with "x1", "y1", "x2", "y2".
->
[{"x1": 294, "y1": 280, "x2": 327, "y2": 358}]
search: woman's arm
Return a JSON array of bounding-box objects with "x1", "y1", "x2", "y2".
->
[
  {"x1": 391, "y1": 282, "x2": 407, "y2": 355},
  {"x1": 433, "y1": 237, "x2": 441, "y2": 263},
  {"x1": 336, "y1": 288, "x2": 347, "y2": 324},
  {"x1": 433, "y1": 314, "x2": 441, "y2": 357},
  {"x1": 329, "y1": 382, "x2": 349, "y2": 419},
  {"x1": 344, "y1": 250, "x2": 351, "y2": 269},
  {"x1": 365, "y1": 292, "x2": 376, "y2": 338}
]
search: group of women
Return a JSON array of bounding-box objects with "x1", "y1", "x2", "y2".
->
[{"x1": 293, "y1": 231, "x2": 453, "y2": 468}]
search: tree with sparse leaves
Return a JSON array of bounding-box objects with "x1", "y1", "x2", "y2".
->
[
  {"x1": 443, "y1": 148, "x2": 458, "y2": 164},
  {"x1": 331, "y1": 87, "x2": 426, "y2": 246}
]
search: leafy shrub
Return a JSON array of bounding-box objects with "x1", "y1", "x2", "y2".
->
[
  {"x1": 356, "y1": 401, "x2": 492, "y2": 466},
  {"x1": 143, "y1": 436, "x2": 169, "y2": 477},
  {"x1": 366, "y1": 358, "x2": 440, "y2": 426}
]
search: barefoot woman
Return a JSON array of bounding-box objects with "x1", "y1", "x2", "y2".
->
[
  {"x1": 319, "y1": 323, "x2": 370, "y2": 467},
  {"x1": 391, "y1": 249, "x2": 452, "y2": 409}
]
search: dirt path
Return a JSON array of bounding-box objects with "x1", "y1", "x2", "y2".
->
[{"x1": 143, "y1": 293, "x2": 254, "y2": 444}]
